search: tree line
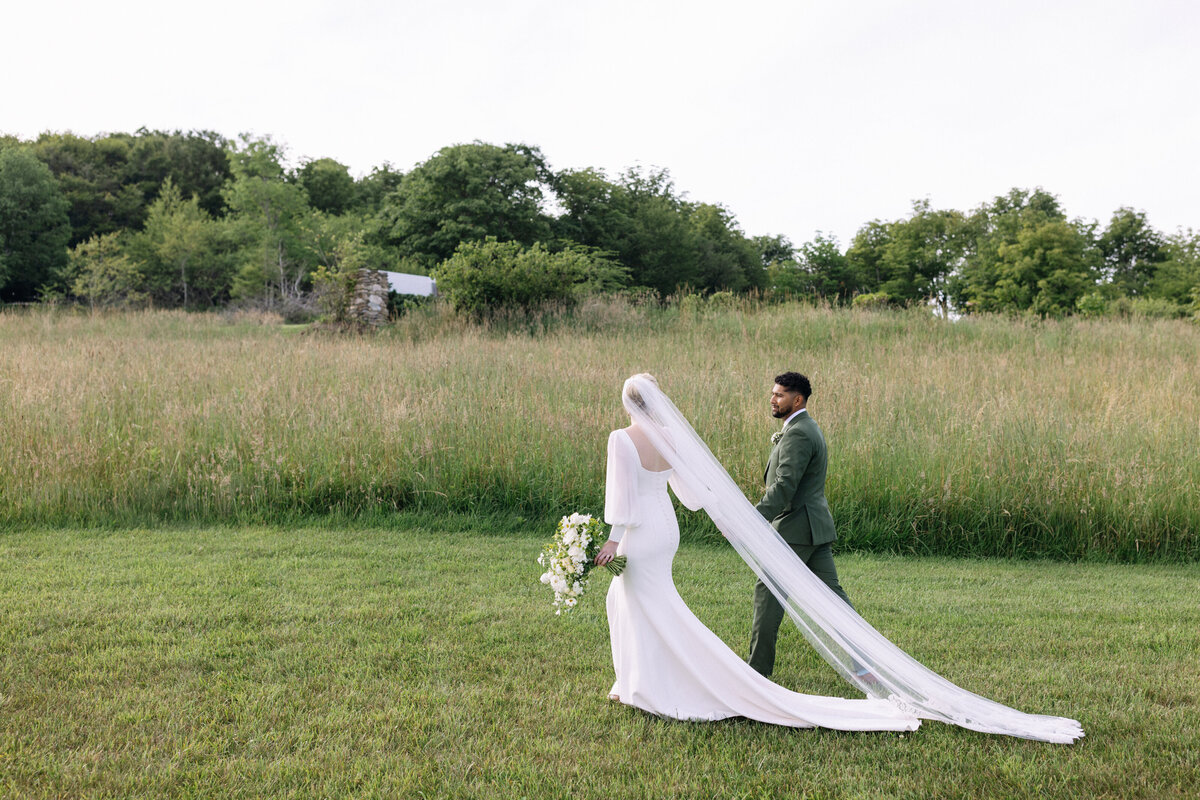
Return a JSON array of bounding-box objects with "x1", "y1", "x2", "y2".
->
[{"x1": 1, "y1": 129, "x2": 1197, "y2": 319}]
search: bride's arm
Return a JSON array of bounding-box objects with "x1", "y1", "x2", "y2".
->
[
  {"x1": 668, "y1": 472, "x2": 709, "y2": 512},
  {"x1": 598, "y1": 431, "x2": 637, "y2": 565}
]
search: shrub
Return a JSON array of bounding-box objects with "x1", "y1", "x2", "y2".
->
[
  {"x1": 386, "y1": 291, "x2": 433, "y2": 319},
  {"x1": 69, "y1": 233, "x2": 147, "y2": 310},
  {"x1": 707, "y1": 290, "x2": 736, "y2": 311},
  {"x1": 226, "y1": 292, "x2": 319, "y2": 324},
  {"x1": 432, "y1": 238, "x2": 627, "y2": 316},
  {"x1": 278, "y1": 295, "x2": 320, "y2": 324},
  {"x1": 1128, "y1": 296, "x2": 1186, "y2": 319},
  {"x1": 310, "y1": 263, "x2": 358, "y2": 322},
  {"x1": 675, "y1": 289, "x2": 703, "y2": 321},
  {"x1": 851, "y1": 291, "x2": 894, "y2": 310},
  {"x1": 1075, "y1": 290, "x2": 1110, "y2": 318},
  {"x1": 765, "y1": 260, "x2": 804, "y2": 300}
]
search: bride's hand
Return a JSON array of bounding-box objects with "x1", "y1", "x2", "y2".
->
[{"x1": 595, "y1": 540, "x2": 619, "y2": 566}]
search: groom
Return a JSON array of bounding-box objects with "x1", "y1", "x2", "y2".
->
[{"x1": 749, "y1": 372, "x2": 854, "y2": 678}]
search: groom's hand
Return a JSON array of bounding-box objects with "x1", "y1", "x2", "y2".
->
[{"x1": 596, "y1": 540, "x2": 619, "y2": 566}]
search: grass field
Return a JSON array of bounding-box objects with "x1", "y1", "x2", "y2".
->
[
  {"x1": 2, "y1": 302, "x2": 1197, "y2": 560},
  {"x1": 2, "y1": 525, "x2": 1198, "y2": 799}
]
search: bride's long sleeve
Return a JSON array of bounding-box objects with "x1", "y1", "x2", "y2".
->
[
  {"x1": 668, "y1": 472, "x2": 712, "y2": 513},
  {"x1": 664, "y1": 429, "x2": 718, "y2": 514},
  {"x1": 604, "y1": 430, "x2": 638, "y2": 542}
]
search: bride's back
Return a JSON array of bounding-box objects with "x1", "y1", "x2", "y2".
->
[{"x1": 624, "y1": 424, "x2": 670, "y2": 472}]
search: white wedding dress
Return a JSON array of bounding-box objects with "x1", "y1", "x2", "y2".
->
[
  {"x1": 603, "y1": 428, "x2": 919, "y2": 732},
  {"x1": 604, "y1": 375, "x2": 1083, "y2": 743}
]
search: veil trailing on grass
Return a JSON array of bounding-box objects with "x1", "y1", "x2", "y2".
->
[{"x1": 620, "y1": 375, "x2": 1083, "y2": 744}]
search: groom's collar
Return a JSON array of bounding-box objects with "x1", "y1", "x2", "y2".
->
[{"x1": 784, "y1": 408, "x2": 808, "y2": 426}]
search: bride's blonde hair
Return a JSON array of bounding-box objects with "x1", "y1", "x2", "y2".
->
[{"x1": 623, "y1": 373, "x2": 658, "y2": 411}]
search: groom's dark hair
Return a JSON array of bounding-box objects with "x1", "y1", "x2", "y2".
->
[{"x1": 775, "y1": 372, "x2": 811, "y2": 399}]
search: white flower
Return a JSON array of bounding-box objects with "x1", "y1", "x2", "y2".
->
[{"x1": 540, "y1": 510, "x2": 614, "y2": 615}]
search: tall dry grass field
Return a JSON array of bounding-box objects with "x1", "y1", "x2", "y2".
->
[{"x1": 2, "y1": 301, "x2": 1197, "y2": 559}]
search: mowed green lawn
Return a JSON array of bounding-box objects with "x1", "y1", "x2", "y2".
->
[{"x1": 2, "y1": 525, "x2": 1198, "y2": 799}]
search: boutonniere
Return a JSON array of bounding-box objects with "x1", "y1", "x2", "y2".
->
[{"x1": 771, "y1": 430, "x2": 783, "y2": 445}]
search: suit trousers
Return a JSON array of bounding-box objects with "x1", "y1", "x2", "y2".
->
[{"x1": 748, "y1": 541, "x2": 853, "y2": 677}]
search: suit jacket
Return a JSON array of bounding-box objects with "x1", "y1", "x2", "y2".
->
[{"x1": 755, "y1": 411, "x2": 837, "y2": 546}]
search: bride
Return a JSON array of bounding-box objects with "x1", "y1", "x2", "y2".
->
[{"x1": 593, "y1": 374, "x2": 1083, "y2": 743}]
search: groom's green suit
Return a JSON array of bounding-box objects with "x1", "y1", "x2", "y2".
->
[{"x1": 749, "y1": 410, "x2": 853, "y2": 677}]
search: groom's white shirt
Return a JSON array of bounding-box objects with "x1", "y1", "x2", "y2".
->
[{"x1": 783, "y1": 408, "x2": 807, "y2": 427}]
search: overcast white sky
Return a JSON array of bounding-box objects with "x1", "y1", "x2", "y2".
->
[{"x1": 3, "y1": 0, "x2": 1197, "y2": 246}]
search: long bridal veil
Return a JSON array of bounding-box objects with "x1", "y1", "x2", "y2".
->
[{"x1": 621, "y1": 375, "x2": 1083, "y2": 744}]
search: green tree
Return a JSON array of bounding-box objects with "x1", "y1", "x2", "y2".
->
[
  {"x1": 764, "y1": 259, "x2": 805, "y2": 299},
  {"x1": 558, "y1": 167, "x2": 708, "y2": 294},
  {"x1": 797, "y1": 233, "x2": 858, "y2": 303},
  {"x1": 0, "y1": 147, "x2": 71, "y2": 301},
  {"x1": 296, "y1": 157, "x2": 356, "y2": 215},
  {"x1": 553, "y1": 166, "x2": 763, "y2": 295},
  {"x1": 755, "y1": 234, "x2": 802, "y2": 300},
  {"x1": 28, "y1": 132, "x2": 142, "y2": 246},
  {"x1": 124, "y1": 129, "x2": 233, "y2": 218},
  {"x1": 382, "y1": 142, "x2": 553, "y2": 270},
  {"x1": 753, "y1": 234, "x2": 796, "y2": 269},
  {"x1": 355, "y1": 163, "x2": 404, "y2": 212},
  {"x1": 550, "y1": 166, "x2": 693, "y2": 292},
  {"x1": 132, "y1": 178, "x2": 233, "y2": 306},
  {"x1": 955, "y1": 188, "x2": 1098, "y2": 315},
  {"x1": 688, "y1": 202, "x2": 762, "y2": 292},
  {"x1": 552, "y1": 168, "x2": 632, "y2": 256},
  {"x1": 1098, "y1": 207, "x2": 1166, "y2": 297},
  {"x1": 69, "y1": 232, "x2": 146, "y2": 309},
  {"x1": 298, "y1": 210, "x2": 367, "y2": 271},
  {"x1": 306, "y1": 214, "x2": 373, "y2": 322},
  {"x1": 222, "y1": 136, "x2": 311, "y2": 303},
  {"x1": 982, "y1": 220, "x2": 1095, "y2": 315},
  {"x1": 845, "y1": 220, "x2": 891, "y2": 297},
  {"x1": 881, "y1": 200, "x2": 971, "y2": 316},
  {"x1": 29, "y1": 130, "x2": 233, "y2": 247},
  {"x1": 1148, "y1": 228, "x2": 1200, "y2": 306},
  {"x1": 618, "y1": 168, "x2": 706, "y2": 293}
]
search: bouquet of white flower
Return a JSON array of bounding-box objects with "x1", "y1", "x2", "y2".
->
[{"x1": 537, "y1": 512, "x2": 626, "y2": 614}]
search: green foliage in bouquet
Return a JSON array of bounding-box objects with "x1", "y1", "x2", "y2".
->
[{"x1": 537, "y1": 513, "x2": 625, "y2": 614}]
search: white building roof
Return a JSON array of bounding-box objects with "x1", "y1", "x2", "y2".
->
[{"x1": 383, "y1": 271, "x2": 438, "y2": 297}]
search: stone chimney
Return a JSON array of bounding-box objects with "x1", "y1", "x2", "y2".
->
[{"x1": 347, "y1": 269, "x2": 390, "y2": 327}]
